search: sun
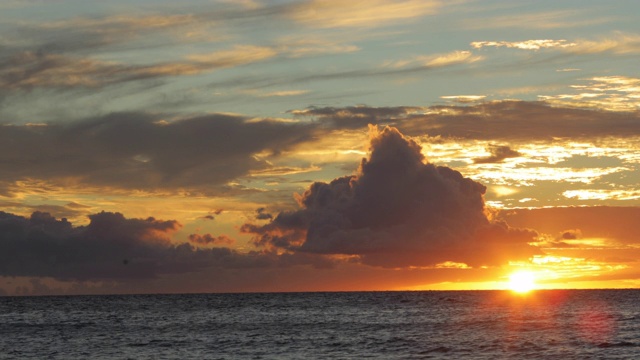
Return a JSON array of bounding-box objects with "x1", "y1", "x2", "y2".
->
[{"x1": 508, "y1": 271, "x2": 537, "y2": 293}]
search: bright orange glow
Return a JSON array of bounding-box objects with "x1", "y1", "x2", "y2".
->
[{"x1": 508, "y1": 271, "x2": 536, "y2": 293}]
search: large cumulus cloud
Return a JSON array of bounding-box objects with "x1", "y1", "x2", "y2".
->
[{"x1": 244, "y1": 125, "x2": 540, "y2": 268}]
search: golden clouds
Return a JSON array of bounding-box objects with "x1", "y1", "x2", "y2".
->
[
  {"x1": 471, "y1": 39, "x2": 577, "y2": 50},
  {"x1": 384, "y1": 50, "x2": 484, "y2": 69},
  {"x1": 288, "y1": 0, "x2": 441, "y2": 28},
  {"x1": 539, "y1": 75, "x2": 640, "y2": 111}
]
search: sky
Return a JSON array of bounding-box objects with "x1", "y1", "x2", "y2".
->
[{"x1": 1, "y1": 0, "x2": 640, "y2": 296}]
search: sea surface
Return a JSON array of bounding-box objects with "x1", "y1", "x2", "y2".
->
[{"x1": 1, "y1": 290, "x2": 639, "y2": 359}]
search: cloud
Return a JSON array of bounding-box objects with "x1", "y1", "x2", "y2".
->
[
  {"x1": 255, "y1": 208, "x2": 274, "y2": 220},
  {"x1": 238, "y1": 88, "x2": 311, "y2": 98},
  {"x1": 290, "y1": 104, "x2": 425, "y2": 129},
  {"x1": 243, "y1": 125, "x2": 540, "y2": 268},
  {"x1": 501, "y1": 206, "x2": 640, "y2": 246},
  {"x1": 384, "y1": 50, "x2": 483, "y2": 69},
  {"x1": 40, "y1": 13, "x2": 197, "y2": 37},
  {"x1": 258, "y1": 90, "x2": 310, "y2": 97},
  {"x1": 3, "y1": 11, "x2": 214, "y2": 58},
  {"x1": 0, "y1": 45, "x2": 278, "y2": 91},
  {"x1": 563, "y1": 189, "x2": 640, "y2": 201},
  {"x1": 567, "y1": 33, "x2": 640, "y2": 55},
  {"x1": 286, "y1": 0, "x2": 441, "y2": 28},
  {"x1": 561, "y1": 229, "x2": 581, "y2": 240},
  {"x1": 275, "y1": 34, "x2": 361, "y2": 58},
  {"x1": 188, "y1": 233, "x2": 235, "y2": 246},
  {"x1": 205, "y1": 49, "x2": 488, "y2": 92},
  {"x1": 184, "y1": 45, "x2": 278, "y2": 69},
  {"x1": 473, "y1": 145, "x2": 521, "y2": 164},
  {"x1": 470, "y1": 33, "x2": 640, "y2": 55},
  {"x1": 441, "y1": 95, "x2": 486, "y2": 103},
  {"x1": 0, "y1": 210, "x2": 254, "y2": 280},
  {"x1": 539, "y1": 76, "x2": 640, "y2": 111},
  {"x1": 0, "y1": 112, "x2": 320, "y2": 194},
  {"x1": 471, "y1": 39, "x2": 577, "y2": 50},
  {"x1": 0, "y1": 52, "x2": 120, "y2": 90},
  {"x1": 292, "y1": 101, "x2": 640, "y2": 141},
  {"x1": 0, "y1": 209, "x2": 345, "y2": 290},
  {"x1": 462, "y1": 10, "x2": 614, "y2": 30}
]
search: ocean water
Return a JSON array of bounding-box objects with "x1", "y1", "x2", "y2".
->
[{"x1": 1, "y1": 290, "x2": 639, "y2": 359}]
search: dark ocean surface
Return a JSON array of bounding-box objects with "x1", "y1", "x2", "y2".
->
[{"x1": 1, "y1": 290, "x2": 639, "y2": 359}]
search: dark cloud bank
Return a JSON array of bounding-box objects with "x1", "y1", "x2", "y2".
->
[
  {"x1": 0, "y1": 125, "x2": 541, "y2": 289},
  {"x1": 0, "y1": 112, "x2": 318, "y2": 195},
  {"x1": 0, "y1": 210, "x2": 274, "y2": 282}
]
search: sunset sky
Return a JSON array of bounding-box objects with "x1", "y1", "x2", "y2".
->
[{"x1": 1, "y1": 0, "x2": 640, "y2": 296}]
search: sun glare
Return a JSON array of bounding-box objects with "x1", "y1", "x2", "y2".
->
[{"x1": 508, "y1": 271, "x2": 536, "y2": 293}]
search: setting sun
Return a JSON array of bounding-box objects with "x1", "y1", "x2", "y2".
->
[{"x1": 508, "y1": 271, "x2": 537, "y2": 293}]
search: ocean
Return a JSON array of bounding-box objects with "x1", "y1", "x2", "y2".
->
[{"x1": 1, "y1": 290, "x2": 639, "y2": 359}]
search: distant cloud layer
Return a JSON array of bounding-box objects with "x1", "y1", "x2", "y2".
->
[
  {"x1": 293, "y1": 101, "x2": 640, "y2": 141},
  {"x1": 243, "y1": 125, "x2": 539, "y2": 268}
]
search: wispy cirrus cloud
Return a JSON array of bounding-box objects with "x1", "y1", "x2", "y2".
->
[
  {"x1": 0, "y1": 45, "x2": 278, "y2": 91},
  {"x1": 40, "y1": 13, "x2": 197, "y2": 33},
  {"x1": 3, "y1": 12, "x2": 213, "y2": 54},
  {"x1": 471, "y1": 39, "x2": 577, "y2": 50},
  {"x1": 384, "y1": 50, "x2": 483, "y2": 68},
  {"x1": 275, "y1": 35, "x2": 361, "y2": 58},
  {"x1": 441, "y1": 95, "x2": 486, "y2": 103},
  {"x1": 563, "y1": 189, "x2": 640, "y2": 201},
  {"x1": 286, "y1": 0, "x2": 441, "y2": 28},
  {"x1": 471, "y1": 166, "x2": 629, "y2": 187},
  {"x1": 471, "y1": 33, "x2": 640, "y2": 54},
  {"x1": 539, "y1": 76, "x2": 640, "y2": 111},
  {"x1": 567, "y1": 33, "x2": 640, "y2": 54},
  {"x1": 239, "y1": 89, "x2": 311, "y2": 98},
  {"x1": 462, "y1": 9, "x2": 614, "y2": 30}
]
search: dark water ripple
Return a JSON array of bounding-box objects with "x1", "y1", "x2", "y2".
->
[{"x1": 1, "y1": 290, "x2": 639, "y2": 359}]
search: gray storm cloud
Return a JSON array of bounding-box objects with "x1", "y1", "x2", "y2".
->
[{"x1": 244, "y1": 125, "x2": 540, "y2": 268}]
